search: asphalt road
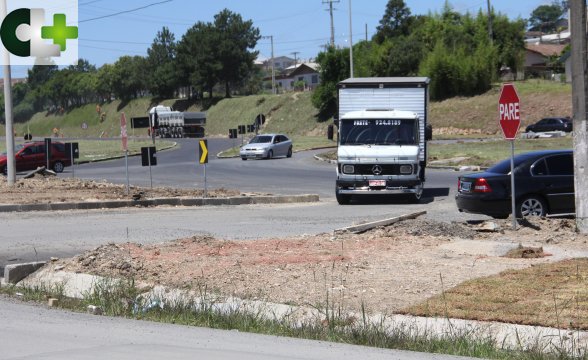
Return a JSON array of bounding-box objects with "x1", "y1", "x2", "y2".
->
[{"x1": 65, "y1": 137, "x2": 459, "y2": 200}]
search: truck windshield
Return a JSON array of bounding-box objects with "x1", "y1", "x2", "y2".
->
[{"x1": 339, "y1": 119, "x2": 418, "y2": 146}]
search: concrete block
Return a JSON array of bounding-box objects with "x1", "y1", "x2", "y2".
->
[
  {"x1": 4, "y1": 261, "x2": 46, "y2": 284},
  {"x1": 87, "y1": 305, "x2": 103, "y2": 315},
  {"x1": 48, "y1": 298, "x2": 59, "y2": 307}
]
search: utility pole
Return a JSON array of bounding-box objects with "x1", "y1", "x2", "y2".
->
[
  {"x1": 291, "y1": 51, "x2": 299, "y2": 67},
  {"x1": 348, "y1": 0, "x2": 353, "y2": 78},
  {"x1": 323, "y1": 0, "x2": 339, "y2": 47},
  {"x1": 1, "y1": 0, "x2": 15, "y2": 186},
  {"x1": 570, "y1": 0, "x2": 588, "y2": 233},
  {"x1": 365, "y1": 23, "x2": 368, "y2": 42},
  {"x1": 487, "y1": 0, "x2": 493, "y2": 44},
  {"x1": 262, "y1": 35, "x2": 276, "y2": 94}
]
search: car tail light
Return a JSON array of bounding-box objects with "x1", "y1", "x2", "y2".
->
[{"x1": 473, "y1": 178, "x2": 492, "y2": 193}]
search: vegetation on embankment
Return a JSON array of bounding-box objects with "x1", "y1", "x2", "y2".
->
[
  {"x1": 1, "y1": 80, "x2": 572, "y2": 142},
  {"x1": 2, "y1": 91, "x2": 331, "y2": 141}
]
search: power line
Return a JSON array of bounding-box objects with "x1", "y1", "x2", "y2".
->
[{"x1": 79, "y1": 0, "x2": 173, "y2": 23}]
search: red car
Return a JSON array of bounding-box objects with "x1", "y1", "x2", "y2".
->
[{"x1": 0, "y1": 141, "x2": 72, "y2": 174}]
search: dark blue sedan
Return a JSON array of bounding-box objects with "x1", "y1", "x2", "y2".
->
[{"x1": 455, "y1": 150, "x2": 575, "y2": 219}]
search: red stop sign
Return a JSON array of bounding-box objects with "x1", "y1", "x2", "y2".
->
[{"x1": 498, "y1": 83, "x2": 521, "y2": 140}]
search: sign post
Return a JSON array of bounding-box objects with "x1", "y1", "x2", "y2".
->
[
  {"x1": 498, "y1": 83, "x2": 521, "y2": 229},
  {"x1": 121, "y1": 112, "x2": 130, "y2": 195},
  {"x1": 199, "y1": 139, "x2": 208, "y2": 198}
]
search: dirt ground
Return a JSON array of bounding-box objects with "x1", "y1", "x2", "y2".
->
[
  {"x1": 0, "y1": 174, "x2": 241, "y2": 204},
  {"x1": 4, "y1": 176, "x2": 588, "y2": 314}
]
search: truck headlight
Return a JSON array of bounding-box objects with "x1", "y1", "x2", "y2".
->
[
  {"x1": 342, "y1": 164, "x2": 355, "y2": 174},
  {"x1": 399, "y1": 165, "x2": 413, "y2": 174}
]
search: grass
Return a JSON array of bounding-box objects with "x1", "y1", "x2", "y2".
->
[
  {"x1": 429, "y1": 136, "x2": 573, "y2": 167},
  {"x1": 0, "y1": 138, "x2": 175, "y2": 163},
  {"x1": 316, "y1": 136, "x2": 573, "y2": 167},
  {"x1": 402, "y1": 259, "x2": 588, "y2": 331},
  {"x1": 2, "y1": 92, "x2": 330, "y2": 141},
  {"x1": 1, "y1": 278, "x2": 582, "y2": 359}
]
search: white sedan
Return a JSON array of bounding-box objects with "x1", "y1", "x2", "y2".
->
[{"x1": 240, "y1": 134, "x2": 293, "y2": 160}]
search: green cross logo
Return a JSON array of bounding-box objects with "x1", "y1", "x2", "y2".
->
[
  {"x1": 41, "y1": 14, "x2": 78, "y2": 51},
  {"x1": 0, "y1": 6, "x2": 79, "y2": 64}
]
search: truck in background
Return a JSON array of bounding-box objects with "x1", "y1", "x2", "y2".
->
[
  {"x1": 149, "y1": 105, "x2": 206, "y2": 138},
  {"x1": 335, "y1": 77, "x2": 431, "y2": 205},
  {"x1": 128, "y1": 105, "x2": 206, "y2": 138}
]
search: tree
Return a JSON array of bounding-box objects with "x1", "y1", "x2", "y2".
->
[
  {"x1": 110, "y1": 56, "x2": 148, "y2": 101},
  {"x1": 213, "y1": 9, "x2": 260, "y2": 98},
  {"x1": 147, "y1": 27, "x2": 180, "y2": 99},
  {"x1": 311, "y1": 47, "x2": 349, "y2": 120},
  {"x1": 374, "y1": 0, "x2": 412, "y2": 44},
  {"x1": 177, "y1": 21, "x2": 222, "y2": 99},
  {"x1": 528, "y1": 2, "x2": 566, "y2": 33}
]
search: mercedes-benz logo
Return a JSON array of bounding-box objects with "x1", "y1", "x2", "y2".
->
[{"x1": 372, "y1": 165, "x2": 383, "y2": 175}]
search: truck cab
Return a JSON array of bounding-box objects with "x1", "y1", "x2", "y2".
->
[
  {"x1": 335, "y1": 77, "x2": 430, "y2": 205},
  {"x1": 336, "y1": 110, "x2": 423, "y2": 204}
]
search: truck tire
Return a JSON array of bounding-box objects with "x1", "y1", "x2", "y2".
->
[{"x1": 336, "y1": 190, "x2": 351, "y2": 205}]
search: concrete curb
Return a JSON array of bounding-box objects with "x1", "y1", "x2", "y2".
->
[
  {"x1": 335, "y1": 211, "x2": 427, "y2": 234},
  {"x1": 0, "y1": 194, "x2": 320, "y2": 213},
  {"x1": 3, "y1": 261, "x2": 46, "y2": 284}
]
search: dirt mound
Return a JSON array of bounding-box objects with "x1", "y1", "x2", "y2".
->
[
  {"x1": 52, "y1": 217, "x2": 588, "y2": 314},
  {"x1": 0, "y1": 175, "x2": 240, "y2": 205}
]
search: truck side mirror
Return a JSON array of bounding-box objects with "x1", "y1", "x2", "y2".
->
[
  {"x1": 333, "y1": 118, "x2": 339, "y2": 127},
  {"x1": 425, "y1": 124, "x2": 433, "y2": 141}
]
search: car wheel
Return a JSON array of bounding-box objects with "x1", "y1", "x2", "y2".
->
[
  {"x1": 266, "y1": 150, "x2": 273, "y2": 159},
  {"x1": 52, "y1": 161, "x2": 65, "y2": 173},
  {"x1": 336, "y1": 190, "x2": 351, "y2": 205},
  {"x1": 516, "y1": 195, "x2": 547, "y2": 218},
  {"x1": 241, "y1": 157, "x2": 247, "y2": 161},
  {"x1": 287, "y1": 147, "x2": 292, "y2": 158},
  {"x1": 1, "y1": 166, "x2": 6, "y2": 175}
]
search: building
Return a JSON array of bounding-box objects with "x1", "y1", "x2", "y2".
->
[
  {"x1": 272, "y1": 63, "x2": 320, "y2": 92},
  {"x1": 524, "y1": 43, "x2": 567, "y2": 78}
]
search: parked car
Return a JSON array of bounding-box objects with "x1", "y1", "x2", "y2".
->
[
  {"x1": 525, "y1": 117, "x2": 572, "y2": 133},
  {"x1": 455, "y1": 149, "x2": 574, "y2": 219},
  {"x1": 0, "y1": 141, "x2": 72, "y2": 174},
  {"x1": 240, "y1": 134, "x2": 293, "y2": 160}
]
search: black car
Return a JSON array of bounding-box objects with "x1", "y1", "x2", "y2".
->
[
  {"x1": 525, "y1": 117, "x2": 572, "y2": 133},
  {"x1": 455, "y1": 150, "x2": 574, "y2": 219}
]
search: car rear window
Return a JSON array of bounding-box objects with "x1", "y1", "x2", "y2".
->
[{"x1": 486, "y1": 154, "x2": 536, "y2": 174}]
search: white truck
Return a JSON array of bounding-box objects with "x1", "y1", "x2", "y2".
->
[
  {"x1": 149, "y1": 105, "x2": 206, "y2": 138},
  {"x1": 335, "y1": 77, "x2": 431, "y2": 205}
]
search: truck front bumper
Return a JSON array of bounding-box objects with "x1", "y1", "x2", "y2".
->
[{"x1": 336, "y1": 179, "x2": 422, "y2": 195}]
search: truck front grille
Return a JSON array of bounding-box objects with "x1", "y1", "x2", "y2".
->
[{"x1": 351, "y1": 164, "x2": 414, "y2": 176}]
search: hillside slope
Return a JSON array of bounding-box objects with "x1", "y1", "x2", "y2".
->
[
  {"x1": 2, "y1": 80, "x2": 572, "y2": 139},
  {"x1": 432, "y1": 80, "x2": 571, "y2": 136}
]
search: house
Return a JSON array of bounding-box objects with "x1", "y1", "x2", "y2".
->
[
  {"x1": 524, "y1": 43, "x2": 567, "y2": 77},
  {"x1": 261, "y1": 56, "x2": 296, "y2": 72},
  {"x1": 0, "y1": 77, "x2": 26, "y2": 90},
  {"x1": 271, "y1": 63, "x2": 320, "y2": 92}
]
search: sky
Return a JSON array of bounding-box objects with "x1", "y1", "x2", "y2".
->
[{"x1": 5, "y1": 0, "x2": 555, "y2": 78}]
